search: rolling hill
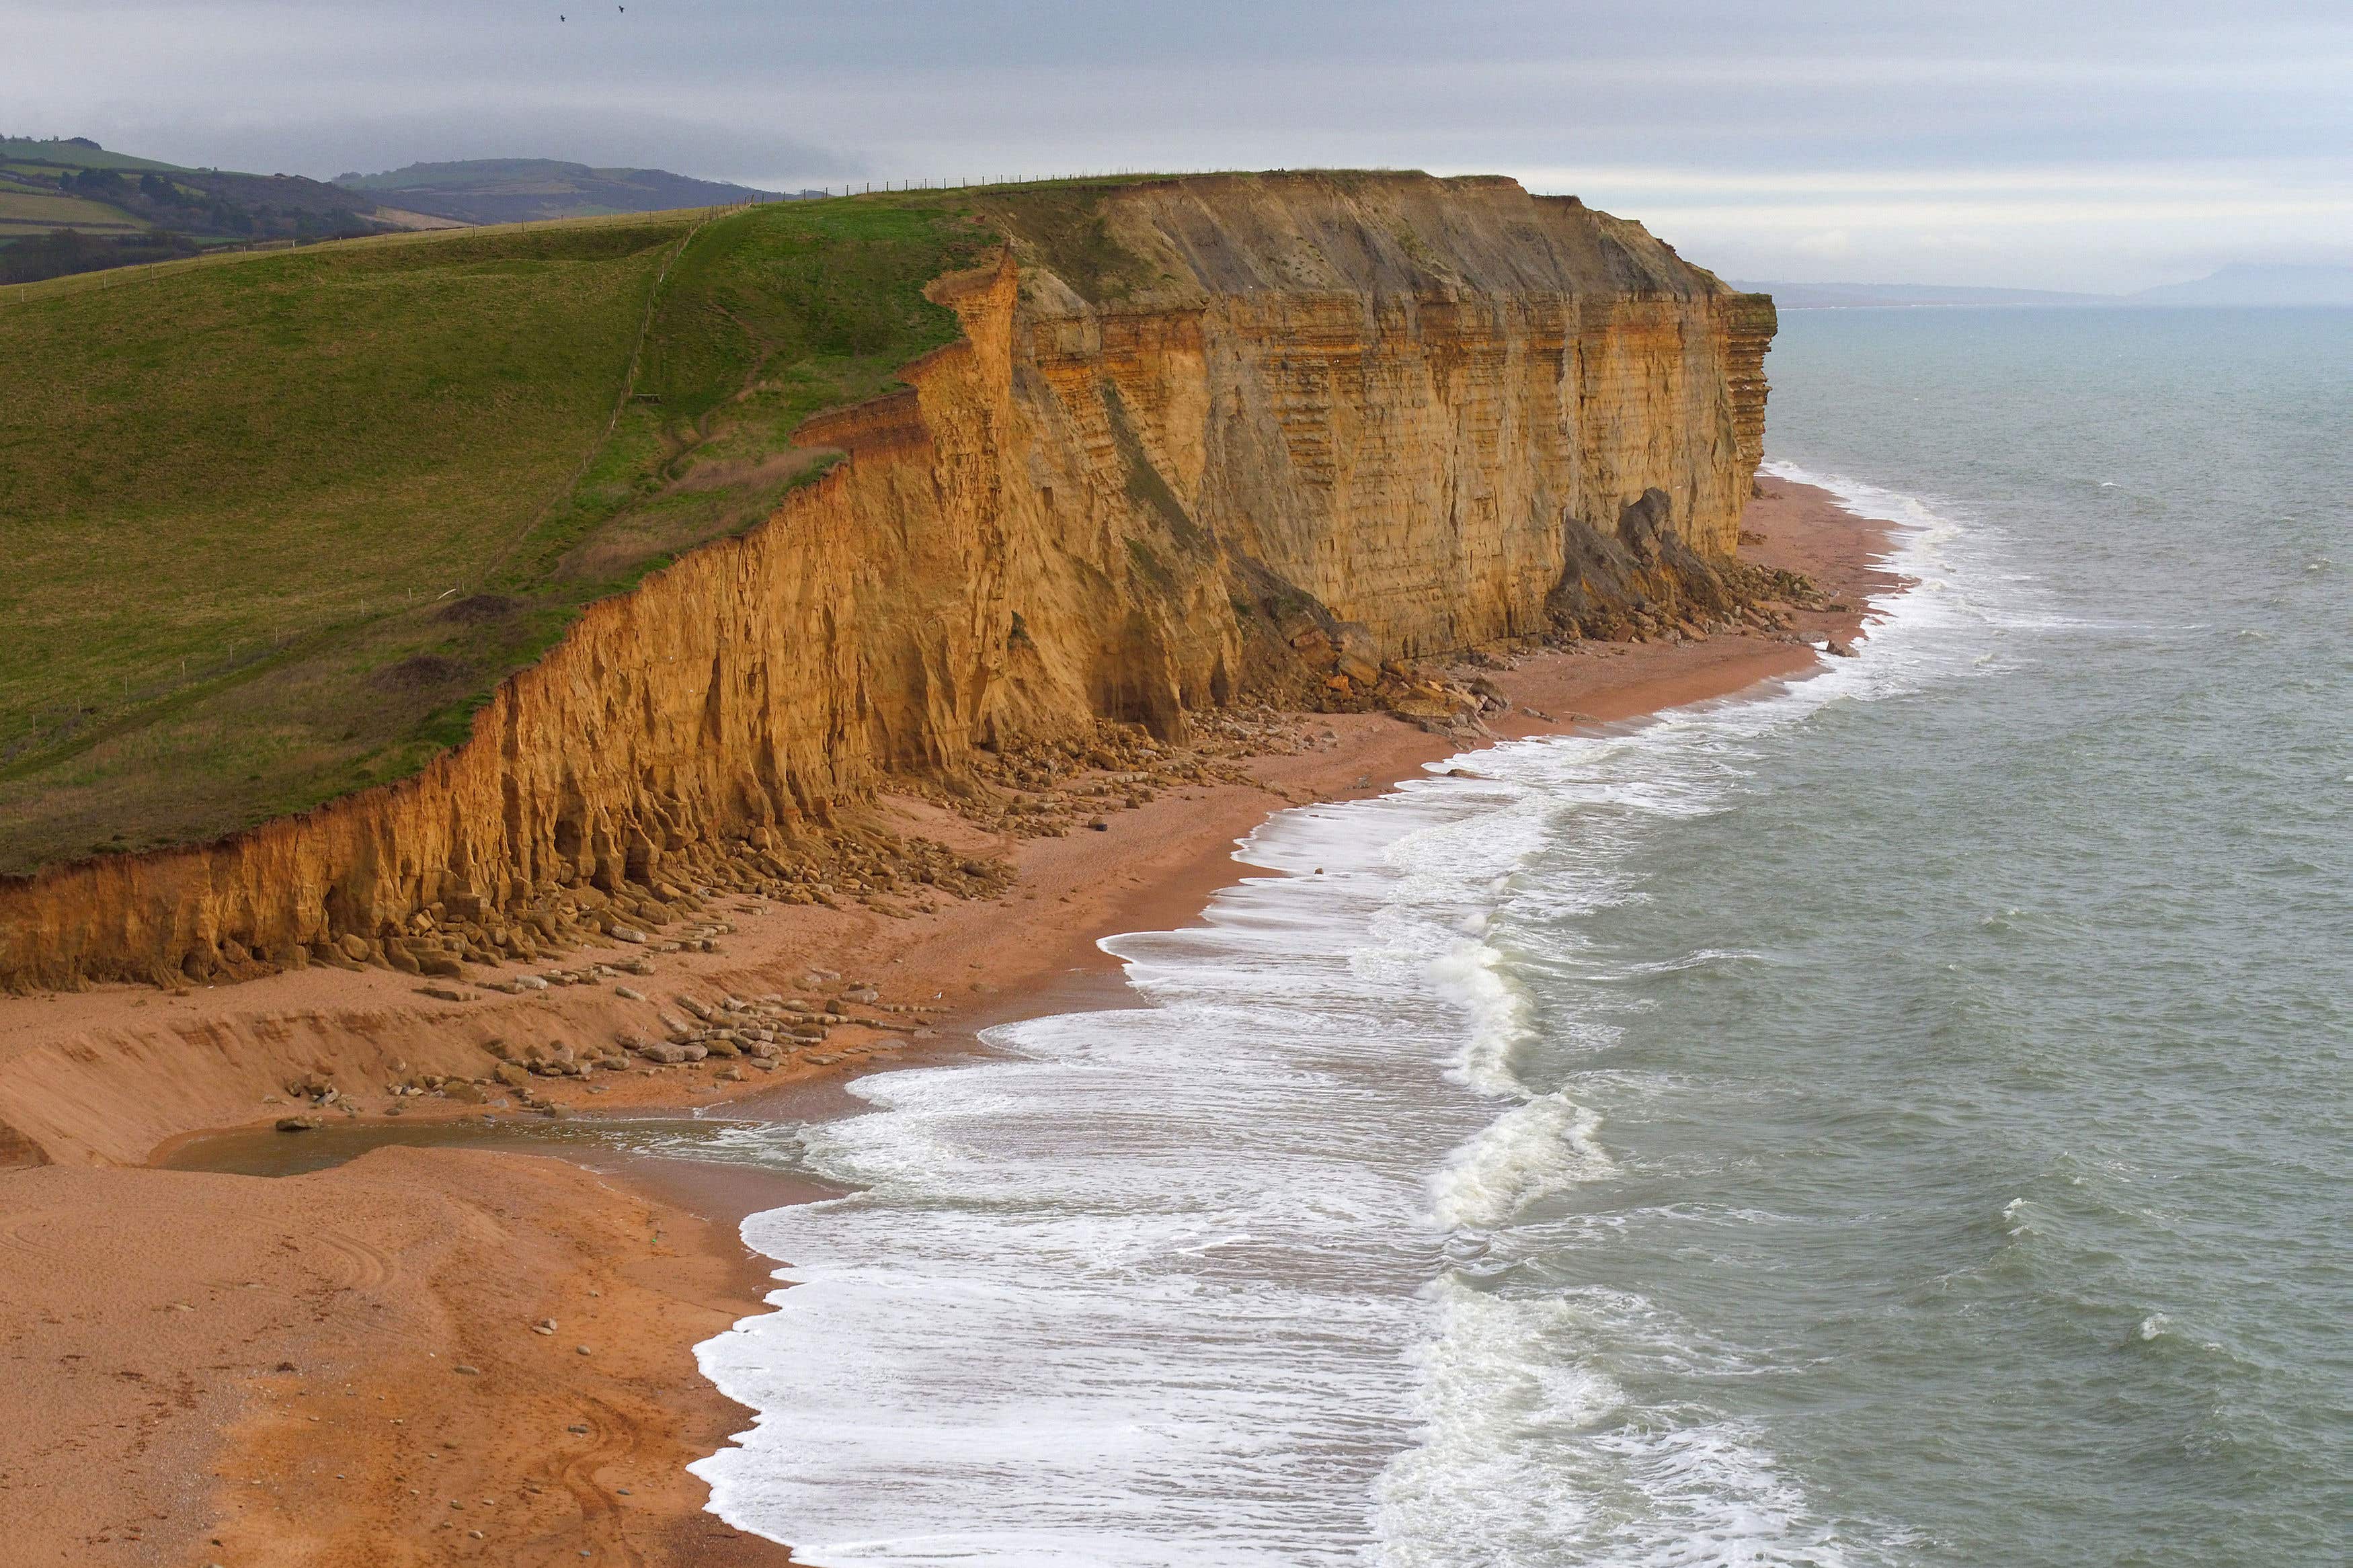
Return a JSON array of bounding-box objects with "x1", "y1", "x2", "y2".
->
[
  {"x1": 1, "y1": 135, "x2": 397, "y2": 282},
  {"x1": 332, "y1": 159, "x2": 787, "y2": 224},
  {"x1": 0, "y1": 138, "x2": 793, "y2": 286}
]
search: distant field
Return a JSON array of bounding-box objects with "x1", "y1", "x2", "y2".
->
[
  {"x1": 0, "y1": 190, "x2": 143, "y2": 232},
  {"x1": 0, "y1": 196, "x2": 994, "y2": 873},
  {"x1": 0, "y1": 139, "x2": 411, "y2": 282}
]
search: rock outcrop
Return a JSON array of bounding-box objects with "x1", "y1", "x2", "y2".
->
[{"x1": 0, "y1": 172, "x2": 1773, "y2": 991}]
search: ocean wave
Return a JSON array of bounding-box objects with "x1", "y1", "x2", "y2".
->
[
  {"x1": 1373, "y1": 1280, "x2": 1892, "y2": 1567},
  {"x1": 1427, "y1": 940, "x2": 1531, "y2": 1096},
  {"x1": 1429, "y1": 1091, "x2": 1616, "y2": 1231}
]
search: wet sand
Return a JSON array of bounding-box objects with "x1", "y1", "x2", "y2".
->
[{"x1": 0, "y1": 480, "x2": 1896, "y2": 1565}]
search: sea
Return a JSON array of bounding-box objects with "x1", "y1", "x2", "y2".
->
[{"x1": 690, "y1": 307, "x2": 2353, "y2": 1566}]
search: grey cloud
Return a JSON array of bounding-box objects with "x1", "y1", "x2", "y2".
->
[{"x1": 3, "y1": 0, "x2": 2347, "y2": 288}]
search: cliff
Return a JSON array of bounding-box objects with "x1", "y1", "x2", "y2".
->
[{"x1": 0, "y1": 172, "x2": 1773, "y2": 991}]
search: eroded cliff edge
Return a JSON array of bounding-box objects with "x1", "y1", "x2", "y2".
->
[{"x1": 0, "y1": 172, "x2": 1774, "y2": 991}]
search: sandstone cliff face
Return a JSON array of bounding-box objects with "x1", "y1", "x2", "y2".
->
[{"x1": 0, "y1": 173, "x2": 1772, "y2": 991}]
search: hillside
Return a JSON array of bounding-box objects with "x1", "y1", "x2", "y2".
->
[
  {"x1": 0, "y1": 135, "x2": 396, "y2": 283},
  {"x1": 0, "y1": 173, "x2": 1776, "y2": 989},
  {"x1": 333, "y1": 159, "x2": 785, "y2": 224},
  {"x1": 0, "y1": 136, "x2": 800, "y2": 286},
  {"x1": 0, "y1": 199, "x2": 991, "y2": 874},
  {"x1": 0, "y1": 135, "x2": 182, "y2": 173}
]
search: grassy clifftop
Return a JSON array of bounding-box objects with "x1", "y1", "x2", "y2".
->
[
  {"x1": 0, "y1": 196, "x2": 993, "y2": 874},
  {"x1": 3, "y1": 169, "x2": 1679, "y2": 878}
]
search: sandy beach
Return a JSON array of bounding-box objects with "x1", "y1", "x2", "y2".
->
[{"x1": 0, "y1": 479, "x2": 1895, "y2": 1565}]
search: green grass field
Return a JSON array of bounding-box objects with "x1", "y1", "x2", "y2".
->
[
  {"x1": 0, "y1": 194, "x2": 996, "y2": 874},
  {"x1": 0, "y1": 190, "x2": 145, "y2": 233}
]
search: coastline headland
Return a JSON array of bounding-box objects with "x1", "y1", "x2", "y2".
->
[
  {"x1": 0, "y1": 172, "x2": 1897, "y2": 1564},
  {"x1": 0, "y1": 171, "x2": 1773, "y2": 998}
]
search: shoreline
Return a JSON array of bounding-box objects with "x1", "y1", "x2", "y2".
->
[{"x1": 0, "y1": 479, "x2": 1899, "y2": 1565}]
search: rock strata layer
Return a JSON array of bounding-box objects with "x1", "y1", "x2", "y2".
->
[{"x1": 0, "y1": 173, "x2": 1773, "y2": 991}]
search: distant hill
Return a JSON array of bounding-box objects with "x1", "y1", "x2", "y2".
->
[
  {"x1": 333, "y1": 159, "x2": 783, "y2": 224},
  {"x1": 0, "y1": 134, "x2": 183, "y2": 173},
  {"x1": 2130, "y1": 263, "x2": 2353, "y2": 306},
  {"x1": 1, "y1": 136, "x2": 396, "y2": 284},
  {"x1": 1, "y1": 138, "x2": 803, "y2": 286},
  {"x1": 1730, "y1": 280, "x2": 2118, "y2": 309},
  {"x1": 3, "y1": 136, "x2": 383, "y2": 225}
]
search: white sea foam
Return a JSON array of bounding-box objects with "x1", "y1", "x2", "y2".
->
[
  {"x1": 691, "y1": 470, "x2": 1989, "y2": 1565},
  {"x1": 693, "y1": 784, "x2": 1503, "y2": 1565},
  {"x1": 1429, "y1": 1091, "x2": 1614, "y2": 1231},
  {"x1": 1373, "y1": 1280, "x2": 1884, "y2": 1568}
]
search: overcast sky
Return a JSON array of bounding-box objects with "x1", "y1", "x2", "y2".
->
[{"x1": 7, "y1": 1, "x2": 2348, "y2": 291}]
